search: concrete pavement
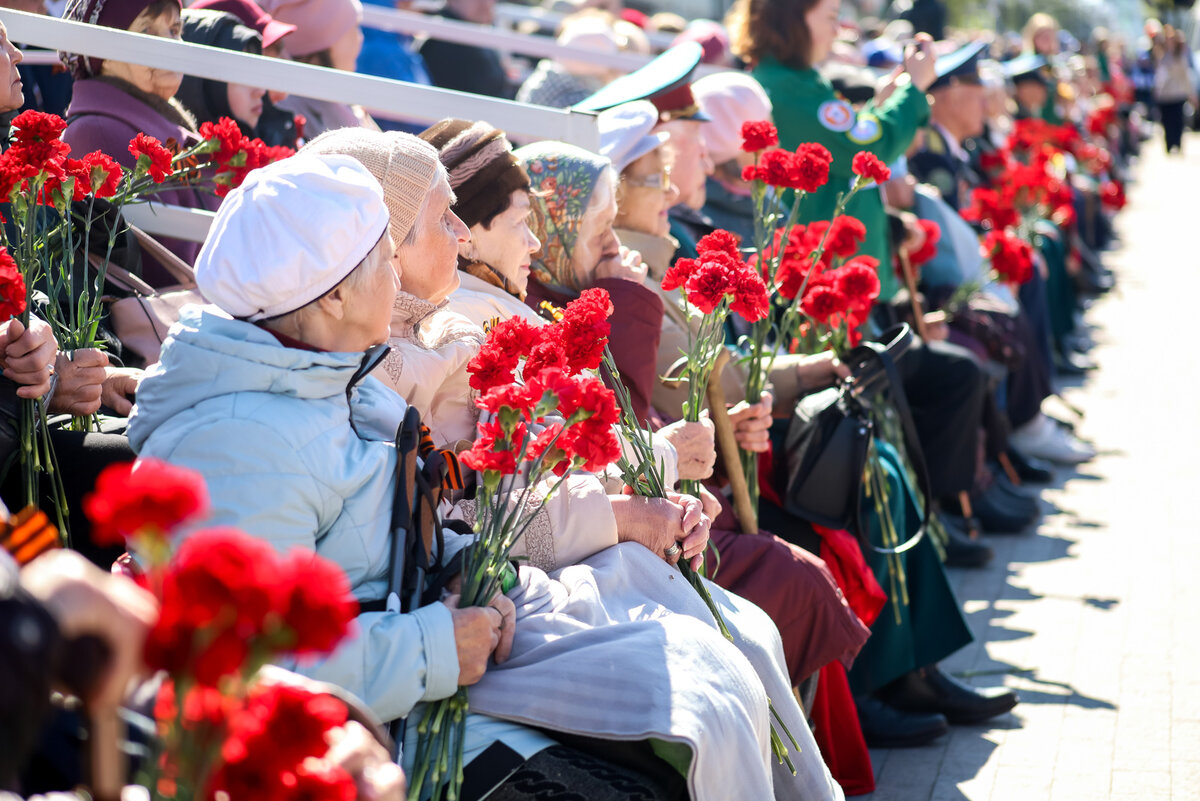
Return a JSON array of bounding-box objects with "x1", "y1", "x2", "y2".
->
[{"x1": 860, "y1": 134, "x2": 1200, "y2": 801}]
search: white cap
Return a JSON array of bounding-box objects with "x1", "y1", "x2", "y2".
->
[
  {"x1": 196, "y1": 154, "x2": 390, "y2": 322},
  {"x1": 597, "y1": 101, "x2": 670, "y2": 173}
]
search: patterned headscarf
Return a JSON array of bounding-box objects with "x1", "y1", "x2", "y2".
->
[
  {"x1": 515, "y1": 141, "x2": 612, "y2": 292},
  {"x1": 61, "y1": 0, "x2": 183, "y2": 79}
]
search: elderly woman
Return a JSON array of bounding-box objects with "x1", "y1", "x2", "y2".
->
[
  {"x1": 129, "y1": 153, "x2": 832, "y2": 801},
  {"x1": 61, "y1": 0, "x2": 218, "y2": 283}
]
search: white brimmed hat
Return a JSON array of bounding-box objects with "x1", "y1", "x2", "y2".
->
[
  {"x1": 597, "y1": 101, "x2": 670, "y2": 173},
  {"x1": 196, "y1": 153, "x2": 389, "y2": 322}
]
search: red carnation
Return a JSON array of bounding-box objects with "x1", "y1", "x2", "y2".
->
[
  {"x1": 477, "y1": 382, "x2": 538, "y2": 419},
  {"x1": 756, "y1": 149, "x2": 793, "y2": 187},
  {"x1": 129, "y1": 133, "x2": 174, "y2": 183},
  {"x1": 278, "y1": 550, "x2": 358, "y2": 655},
  {"x1": 143, "y1": 527, "x2": 285, "y2": 684},
  {"x1": 729, "y1": 266, "x2": 771, "y2": 322},
  {"x1": 0, "y1": 247, "x2": 26, "y2": 320},
  {"x1": 199, "y1": 117, "x2": 248, "y2": 168},
  {"x1": 289, "y1": 762, "x2": 358, "y2": 801},
  {"x1": 524, "y1": 422, "x2": 570, "y2": 475},
  {"x1": 560, "y1": 417, "x2": 622, "y2": 472},
  {"x1": 833, "y1": 257, "x2": 881, "y2": 311},
  {"x1": 81, "y1": 151, "x2": 124, "y2": 198},
  {"x1": 851, "y1": 151, "x2": 890, "y2": 185},
  {"x1": 741, "y1": 164, "x2": 758, "y2": 182},
  {"x1": 84, "y1": 458, "x2": 209, "y2": 547},
  {"x1": 661, "y1": 257, "x2": 698, "y2": 291},
  {"x1": 556, "y1": 287, "x2": 613, "y2": 374},
  {"x1": 826, "y1": 215, "x2": 867, "y2": 260},
  {"x1": 486, "y1": 317, "x2": 543, "y2": 359},
  {"x1": 983, "y1": 229, "x2": 1034, "y2": 285},
  {"x1": 696, "y1": 229, "x2": 742, "y2": 261},
  {"x1": 1099, "y1": 180, "x2": 1126, "y2": 210},
  {"x1": 740, "y1": 120, "x2": 778, "y2": 152},
  {"x1": 10, "y1": 110, "x2": 67, "y2": 146},
  {"x1": 555, "y1": 374, "x2": 620, "y2": 428},
  {"x1": 461, "y1": 419, "x2": 524, "y2": 475},
  {"x1": 523, "y1": 338, "x2": 568, "y2": 377},
  {"x1": 801, "y1": 284, "x2": 850, "y2": 325},
  {"x1": 903, "y1": 219, "x2": 941, "y2": 270},
  {"x1": 684, "y1": 257, "x2": 735, "y2": 314},
  {"x1": 468, "y1": 341, "x2": 521, "y2": 393},
  {"x1": 791, "y1": 143, "x2": 833, "y2": 192}
]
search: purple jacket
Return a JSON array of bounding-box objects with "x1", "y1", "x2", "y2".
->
[{"x1": 64, "y1": 79, "x2": 219, "y2": 287}]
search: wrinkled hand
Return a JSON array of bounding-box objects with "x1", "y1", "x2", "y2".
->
[
  {"x1": 728, "y1": 392, "x2": 773, "y2": 453},
  {"x1": 658, "y1": 415, "x2": 716, "y2": 480},
  {"x1": 697, "y1": 484, "x2": 723, "y2": 523},
  {"x1": 595, "y1": 245, "x2": 648, "y2": 285},
  {"x1": 324, "y1": 721, "x2": 406, "y2": 801},
  {"x1": 611, "y1": 493, "x2": 709, "y2": 569},
  {"x1": 875, "y1": 65, "x2": 904, "y2": 105},
  {"x1": 20, "y1": 550, "x2": 158, "y2": 712},
  {"x1": 1, "y1": 317, "x2": 57, "y2": 398},
  {"x1": 48, "y1": 348, "x2": 108, "y2": 416},
  {"x1": 101, "y1": 367, "x2": 144, "y2": 416},
  {"x1": 444, "y1": 592, "x2": 513, "y2": 686},
  {"x1": 904, "y1": 34, "x2": 937, "y2": 92},
  {"x1": 899, "y1": 211, "x2": 926, "y2": 256},
  {"x1": 795, "y1": 351, "x2": 851, "y2": 393}
]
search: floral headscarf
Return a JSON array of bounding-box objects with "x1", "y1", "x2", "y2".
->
[{"x1": 515, "y1": 141, "x2": 612, "y2": 292}]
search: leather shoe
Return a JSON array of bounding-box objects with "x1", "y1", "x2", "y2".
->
[
  {"x1": 1005, "y1": 448, "x2": 1054, "y2": 483},
  {"x1": 854, "y1": 693, "x2": 948, "y2": 748},
  {"x1": 941, "y1": 516, "x2": 992, "y2": 568},
  {"x1": 878, "y1": 665, "x2": 1018, "y2": 725},
  {"x1": 967, "y1": 484, "x2": 1037, "y2": 534}
]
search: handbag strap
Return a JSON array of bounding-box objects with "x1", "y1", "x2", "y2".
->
[
  {"x1": 848, "y1": 325, "x2": 931, "y2": 556},
  {"x1": 89, "y1": 252, "x2": 157, "y2": 297},
  {"x1": 128, "y1": 225, "x2": 198, "y2": 287}
]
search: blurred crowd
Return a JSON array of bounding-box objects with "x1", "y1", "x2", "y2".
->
[{"x1": 0, "y1": 0, "x2": 1145, "y2": 798}]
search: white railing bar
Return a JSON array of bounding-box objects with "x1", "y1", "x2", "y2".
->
[
  {"x1": 361, "y1": 6, "x2": 653, "y2": 72},
  {"x1": 123, "y1": 201, "x2": 215, "y2": 244},
  {"x1": 360, "y1": 5, "x2": 724, "y2": 78},
  {"x1": 15, "y1": 49, "x2": 60, "y2": 66},
  {"x1": 0, "y1": 9, "x2": 600, "y2": 149},
  {"x1": 493, "y1": 2, "x2": 679, "y2": 51}
]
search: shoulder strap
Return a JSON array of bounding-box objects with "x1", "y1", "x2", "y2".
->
[
  {"x1": 128, "y1": 225, "x2": 197, "y2": 287},
  {"x1": 847, "y1": 324, "x2": 930, "y2": 555}
]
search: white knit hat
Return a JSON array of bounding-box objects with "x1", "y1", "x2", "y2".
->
[
  {"x1": 195, "y1": 153, "x2": 389, "y2": 322},
  {"x1": 302, "y1": 127, "x2": 442, "y2": 245}
]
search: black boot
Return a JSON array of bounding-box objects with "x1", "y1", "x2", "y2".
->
[
  {"x1": 1004, "y1": 448, "x2": 1054, "y2": 484},
  {"x1": 878, "y1": 665, "x2": 1018, "y2": 725},
  {"x1": 854, "y1": 694, "x2": 948, "y2": 748},
  {"x1": 941, "y1": 515, "x2": 993, "y2": 569}
]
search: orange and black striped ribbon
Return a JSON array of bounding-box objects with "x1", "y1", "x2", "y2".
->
[
  {"x1": 419, "y1": 423, "x2": 465, "y2": 491},
  {"x1": 0, "y1": 506, "x2": 59, "y2": 566}
]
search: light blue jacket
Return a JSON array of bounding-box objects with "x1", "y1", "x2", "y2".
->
[{"x1": 128, "y1": 306, "x2": 552, "y2": 768}]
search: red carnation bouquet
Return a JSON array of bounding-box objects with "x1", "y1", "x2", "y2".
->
[
  {"x1": 0, "y1": 111, "x2": 292, "y2": 537},
  {"x1": 660, "y1": 228, "x2": 770, "y2": 504},
  {"x1": 411, "y1": 291, "x2": 623, "y2": 801},
  {"x1": 83, "y1": 459, "x2": 359, "y2": 801},
  {"x1": 736, "y1": 123, "x2": 892, "y2": 525}
]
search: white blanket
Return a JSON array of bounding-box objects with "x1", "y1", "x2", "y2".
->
[{"x1": 467, "y1": 543, "x2": 844, "y2": 801}]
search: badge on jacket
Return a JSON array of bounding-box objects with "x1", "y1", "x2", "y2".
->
[
  {"x1": 847, "y1": 115, "x2": 882, "y2": 144},
  {"x1": 817, "y1": 100, "x2": 855, "y2": 132}
]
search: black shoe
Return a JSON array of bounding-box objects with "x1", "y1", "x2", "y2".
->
[
  {"x1": 970, "y1": 484, "x2": 1037, "y2": 534},
  {"x1": 878, "y1": 666, "x2": 1018, "y2": 725},
  {"x1": 854, "y1": 694, "x2": 949, "y2": 748},
  {"x1": 942, "y1": 517, "x2": 993, "y2": 568},
  {"x1": 1005, "y1": 448, "x2": 1054, "y2": 483}
]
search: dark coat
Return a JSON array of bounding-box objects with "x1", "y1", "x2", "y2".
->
[
  {"x1": 63, "y1": 78, "x2": 219, "y2": 286},
  {"x1": 418, "y1": 8, "x2": 514, "y2": 99}
]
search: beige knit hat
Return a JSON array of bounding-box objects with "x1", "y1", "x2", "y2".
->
[{"x1": 301, "y1": 127, "x2": 442, "y2": 245}]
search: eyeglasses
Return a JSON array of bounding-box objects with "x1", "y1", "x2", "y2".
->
[{"x1": 622, "y1": 166, "x2": 673, "y2": 191}]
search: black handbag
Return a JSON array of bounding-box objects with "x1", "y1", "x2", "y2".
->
[{"x1": 781, "y1": 324, "x2": 931, "y2": 554}]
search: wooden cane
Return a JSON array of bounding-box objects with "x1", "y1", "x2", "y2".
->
[
  {"x1": 89, "y1": 708, "x2": 124, "y2": 801},
  {"x1": 705, "y1": 349, "x2": 759, "y2": 535},
  {"x1": 897, "y1": 249, "x2": 929, "y2": 341}
]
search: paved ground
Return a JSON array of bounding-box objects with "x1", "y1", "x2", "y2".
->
[{"x1": 860, "y1": 134, "x2": 1200, "y2": 801}]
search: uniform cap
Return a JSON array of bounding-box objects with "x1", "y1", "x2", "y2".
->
[{"x1": 574, "y1": 42, "x2": 711, "y2": 122}]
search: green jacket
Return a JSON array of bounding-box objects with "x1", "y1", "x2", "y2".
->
[{"x1": 752, "y1": 57, "x2": 930, "y2": 300}]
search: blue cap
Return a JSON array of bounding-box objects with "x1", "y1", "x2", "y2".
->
[
  {"x1": 1003, "y1": 53, "x2": 1049, "y2": 85},
  {"x1": 574, "y1": 42, "x2": 711, "y2": 122},
  {"x1": 928, "y1": 40, "x2": 987, "y2": 91}
]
